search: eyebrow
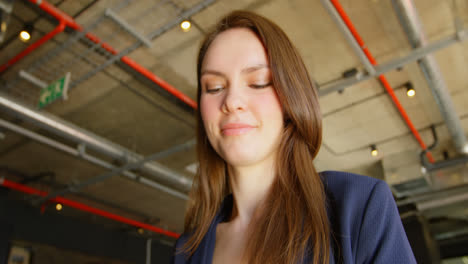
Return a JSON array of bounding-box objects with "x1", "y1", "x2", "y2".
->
[
  {"x1": 201, "y1": 64, "x2": 269, "y2": 78},
  {"x1": 241, "y1": 64, "x2": 269, "y2": 74}
]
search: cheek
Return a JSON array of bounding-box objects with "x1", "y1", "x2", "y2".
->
[
  {"x1": 256, "y1": 92, "x2": 283, "y2": 121},
  {"x1": 200, "y1": 96, "x2": 219, "y2": 127}
]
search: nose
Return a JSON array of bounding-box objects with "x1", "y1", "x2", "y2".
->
[{"x1": 222, "y1": 85, "x2": 246, "y2": 113}]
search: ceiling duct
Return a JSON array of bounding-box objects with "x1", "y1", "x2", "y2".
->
[
  {"x1": 397, "y1": 163, "x2": 468, "y2": 212},
  {"x1": 392, "y1": 0, "x2": 468, "y2": 155},
  {"x1": 383, "y1": 150, "x2": 431, "y2": 198},
  {"x1": 385, "y1": 149, "x2": 468, "y2": 200},
  {"x1": 0, "y1": 93, "x2": 193, "y2": 192}
]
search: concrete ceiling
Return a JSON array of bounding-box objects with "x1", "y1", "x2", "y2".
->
[{"x1": 1, "y1": 0, "x2": 468, "y2": 243}]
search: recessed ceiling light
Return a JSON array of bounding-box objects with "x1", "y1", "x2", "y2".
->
[
  {"x1": 19, "y1": 23, "x2": 34, "y2": 42},
  {"x1": 19, "y1": 30, "x2": 31, "y2": 42},
  {"x1": 370, "y1": 145, "x2": 378, "y2": 157},
  {"x1": 180, "y1": 20, "x2": 191, "y2": 32},
  {"x1": 420, "y1": 166, "x2": 427, "y2": 175},
  {"x1": 463, "y1": 144, "x2": 468, "y2": 154},
  {"x1": 406, "y1": 82, "x2": 415, "y2": 98}
]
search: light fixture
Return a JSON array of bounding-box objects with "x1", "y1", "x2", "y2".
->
[
  {"x1": 137, "y1": 228, "x2": 144, "y2": 234},
  {"x1": 19, "y1": 24, "x2": 33, "y2": 42},
  {"x1": 463, "y1": 143, "x2": 468, "y2": 154},
  {"x1": 56, "y1": 203, "x2": 63, "y2": 211},
  {"x1": 420, "y1": 166, "x2": 427, "y2": 175},
  {"x1": 370, "y1": 144, "x2": 378, "y2": 157},
  {"x1": 1, "y1": 21, "x2": 7, "y2": 33},
  {"x1": 406, "y1": 82, "x2": 415, "y2": 98},
  {"x1": 19, "y1": 30, "x2": 30, "y2": 41},
  {"x1": 180, "y1": 20, "x2": 191, "y2": 32}
]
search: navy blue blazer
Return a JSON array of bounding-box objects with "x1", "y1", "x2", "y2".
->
[{"x1": 172, "y1": 171, "x2": 416, "y2": 263}]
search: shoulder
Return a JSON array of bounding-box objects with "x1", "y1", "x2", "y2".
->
[
  {"x1": 320, "y1": 171, "x2": 416, "y2": 263},
  {"x1": 320, "y1": 170, "x2": 390, "y2": 206},
  {"x1": 171, "y1": 233, "x2": 191, "y2": 264},
  {"x1": 320, "y1": 170, "x2": 394, "y2": 233}
]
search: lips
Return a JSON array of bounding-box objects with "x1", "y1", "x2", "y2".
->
[{"x1": 221, "y1": 123, "x2": 255, "y2": 136}]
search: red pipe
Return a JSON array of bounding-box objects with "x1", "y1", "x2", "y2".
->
[
  {"x1": 28, "y1": 0, "x2": 198, "y2": 109},
  {"x1": 330, "y1": 0, "x2": 435, "y2": 163},
  {"x1": 0, "y1": 178, "x2": 180, "y2": 239},
  {"x1": 0, "y1": 21, "x2": 66, "y2": 73},
  {"x1": 28, "y1": 0, "x2": 81, "y2": 31}
]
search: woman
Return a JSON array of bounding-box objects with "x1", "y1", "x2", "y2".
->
[{"x1": 172, "y1": 11, "x2": 415, "y2": 264}]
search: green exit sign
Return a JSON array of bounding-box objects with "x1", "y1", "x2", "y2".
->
[{"x1": 38, "y1": 72, "x2": 70, "y2": 109}]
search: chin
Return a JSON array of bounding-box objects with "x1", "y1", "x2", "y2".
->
[
  {"x1": 210, "y1": 137, "x2": 279, "y2": 168},
  {"x1": 224, "y1": 157, "x2": 256, "y2": 167},
  {"x1": 220, "y1": 149, "x2": 268, "y2": 168}
]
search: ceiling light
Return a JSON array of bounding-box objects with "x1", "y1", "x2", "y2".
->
[
  {"x1": 180, "y1": 20, "x2": 191, "y2": 32},
  {"x1": 137, "y1": 228, "x2": 144, "y2": 234},
  {"x1": 420, "y1": 166, "x2": 427, "y2": 175},
  {"x1": 463, "y1": 143, "x2": 468, "y2": 154},
  {"x1": 56, "y1": 203, "x2": 62, "y2": 211},
  {"x1": 370, "y1": 145, "x2": 378, "y2": 157},
  {"x1": 19, "y1": 30, "x2": 30, "y2": 41},
  {"x1": 406, "y1": 82, "x2": 415, "y2": 98},
  {"x1": 19, "y1": 24, "x2": 33, "y2": 42}
]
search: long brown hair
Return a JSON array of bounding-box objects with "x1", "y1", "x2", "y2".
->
[{"x1": 183, "y1": 10, "x2": 329, "y2": 264}]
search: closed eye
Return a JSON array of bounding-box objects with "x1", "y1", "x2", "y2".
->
[
  {"x1": 205, "y1": 86, "x2": 224, "y2": 94},
  {"x1": 250, "y1": 83, "x2": 272, "y2": 89}
]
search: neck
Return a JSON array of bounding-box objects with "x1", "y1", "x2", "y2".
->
[{"x1": 228, "y1": 160, "x2": 276, "y2": 227}]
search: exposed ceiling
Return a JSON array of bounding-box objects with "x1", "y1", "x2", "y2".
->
[{"x1": 0, "y1": 0, "x2": 468, "y2": 245}]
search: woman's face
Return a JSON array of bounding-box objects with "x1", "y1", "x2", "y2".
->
[{"x1": 200, "y1": 28, "x2": 284, "y2": 168}]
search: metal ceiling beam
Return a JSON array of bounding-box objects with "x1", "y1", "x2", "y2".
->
[
  {"x1": 318, "y1": 30, "x2": 468, "y2": 96},
  {"x1": 323, "y1": 0, "x2": 435, "y2": 163},
  {"x1": 104, "y1": 8, "x2": 152, "y2": 47},
  {"x1": 34, "y1": 139, "x2": 194, "y2": 204},
  {"x1": 65, "y1": 0, "x2": 215, "y2": 108},
  {"x1": 0, "y1": 118, "x2": 189, "y2": 200},
  {"x1": 69, "y1": 2, "x2": 203, "y2": 93},
  {"x1": 397, "y1": 182, "x2": 468, "y2": 213},
  {"x1": 320, "y1": 0, "x2": 376, "y2": 75},
  {"x1": 392, "y1": 0, "x2": 468, "y2": 155},
  {"x1": 423, "y1": 155, "x2": 468, "y2": 173},
  {"x1": 0, "y1": 93, "x2": 193, "y2": 192},
  {"x1": 417, "y1": 191, "x2": 468, "y2": 211},
  {"x1": 27, "y1": 0, "x2": 205, "y2": 109},
  {"x1": 397, "y1": 182, "x2": 468, "y2": 207}
]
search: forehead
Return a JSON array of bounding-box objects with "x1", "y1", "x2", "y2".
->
[{"x1": 201, "y1": 28, "x2": 269, "y2": 72}]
